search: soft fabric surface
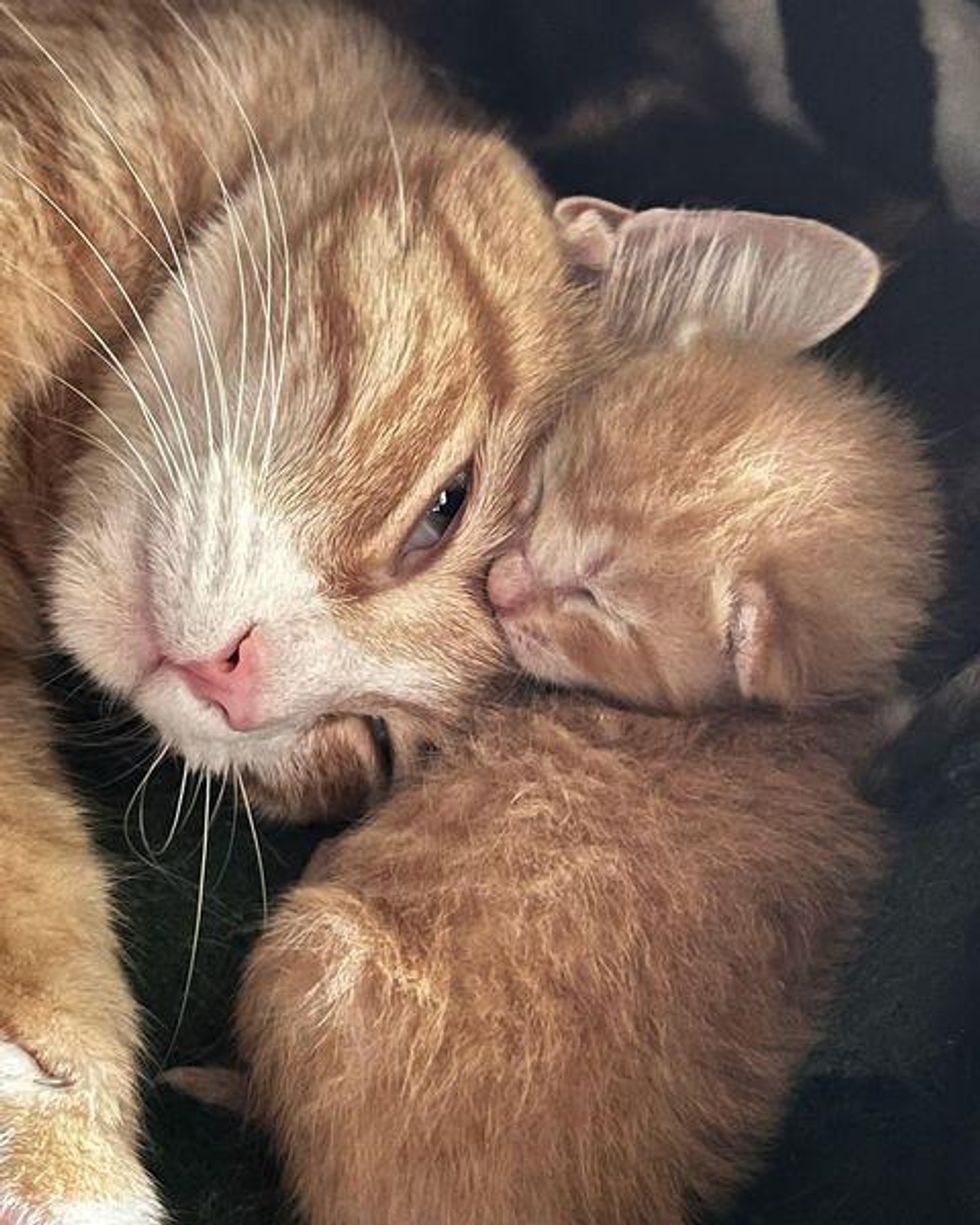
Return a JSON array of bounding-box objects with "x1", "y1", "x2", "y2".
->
[{"x1": 49, "y1": 2, "x2": 980, "y2": 1221}]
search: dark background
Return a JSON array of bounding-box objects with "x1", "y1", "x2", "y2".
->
[{"x1": 56, "y1": 2, "x2": 980, "y2": 1221}]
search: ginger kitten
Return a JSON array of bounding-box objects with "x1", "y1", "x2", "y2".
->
[
  {"x1": 239, "y1": 698, "x2": 886, "y2": 1225},
  {"x1": 491, "y1": 203, "x2": 942, "y2": 711}
]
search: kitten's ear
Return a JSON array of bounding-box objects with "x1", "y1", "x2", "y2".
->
[
  {"x1": 729, "y1": 578, "x2": 809, "y2": 704},
  {"x1": 554, "y1": 196, "x2": 635, "y2": 281},
  {"x1": 555, "y1": 198, "x2": 881, "y2": 352}
]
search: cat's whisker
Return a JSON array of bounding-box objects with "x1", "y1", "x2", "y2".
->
[
  {"x1": 0, "y1": 157, "x2": 195, "y2": 484},
  {"x1": 122, "y1": 743, "x2": 170, "y2": 869},
  {"x1": 156, "y1": 760, "x2": 192, "y2": 859},
  {"x1": 260, "y1": 171, "x2": 291, "y2": 489},
  {"x1": 379, "y1": 93, "x2": 409, "y2": 254},
  {"x1": 164, "y1": 769, "x2": 213, "y2": 1062},
  {"x1": 235, "y1": 767, "x2": 268, "y2": 925},
  {"x1": 93, "y1": 741, "x2": 162, "y2": 793},
  {"x1": 57, "y1": 418, "x2": 167, "y2": 516},
  {"x1": 103, "y1": 187, "x2": 222, "y2": 460},
  {"x1": 179, "y1": 149, "x2": 260, "y2": 461},
  {"x1": 0, "y1": 286, "x2": 175, "y2": 511},
  {"x1": 155, "y1": 0, "x2": 287, "y2": 484},
  {"x1": 0, "y1": 4, "x2": 201, "y2": 484},
  {"x1": 0, "y1": 306, "x2": 182, "y2": 499},
  {"x1": 213, "y1": 776, "x2": 241, "y2": 892},
  {"x1": 232, "y1": 168, "x2": 276, "y2": 471}
]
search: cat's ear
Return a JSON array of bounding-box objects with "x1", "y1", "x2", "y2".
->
[
  {"x1": 554, "y1": 198, "x2": 881, "y2": 352},
  {"x1": 728, "y1": 578, "x2": 810, "y2": 704}
]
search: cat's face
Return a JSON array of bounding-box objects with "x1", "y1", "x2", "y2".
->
[{"x1": 49, "y1": 135, "x2": 595, "y2": 813}]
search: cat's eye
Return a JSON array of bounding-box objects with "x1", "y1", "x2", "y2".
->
[{"x1": 402, "y1": 468, "x2": 471, "y2": 557}]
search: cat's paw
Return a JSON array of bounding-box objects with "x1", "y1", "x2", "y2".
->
[{"x1": 0, "y1": 1037, "x2": 164, "y2": 1225}]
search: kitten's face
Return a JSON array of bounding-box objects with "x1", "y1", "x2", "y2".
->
[
  {"x1": 49, "y1": 137, "x2": 593, "y2": 812},
  {"x1": 490, "y1": 345, "x2": 940, "y2": 712},
  {"x1": 488, "y1": 391, "x2": 734, "y2": 711}
]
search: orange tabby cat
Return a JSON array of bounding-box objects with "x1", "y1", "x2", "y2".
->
[
  {"x1": 0, "y1": 1, "x2": 606, "y2": 1217},
  {"x1": 228, "y1": 209, "x2": 941, "y2": 1223}
]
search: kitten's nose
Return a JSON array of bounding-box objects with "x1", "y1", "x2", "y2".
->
[
  {"x1": 171, "y1": 626, "x2": 262, "y2": 731},
  {"x1": 488, "y1": 550, "x2": 538, "y2": 616}
]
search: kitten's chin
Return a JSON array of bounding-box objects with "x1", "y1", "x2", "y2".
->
[{"x1": 498, "y1": 618, "x2": 583, "y2": 690}]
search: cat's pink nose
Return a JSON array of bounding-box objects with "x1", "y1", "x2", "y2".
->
[
  {"x1": 171, "y1": 627, "x2": 262, "y2": 731},
  {"x1": 488, "y1": 550, "x2": 538, "y2": 616}
]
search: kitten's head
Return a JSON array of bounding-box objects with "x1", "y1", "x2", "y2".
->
[
  {"x1": 490, "y1": 203, "x2": 943, "y2": 710},
  {"x1": 49, "y1": 132, "x2": 601, "y2": 815}
]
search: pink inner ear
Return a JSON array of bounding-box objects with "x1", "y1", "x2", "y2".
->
[
  {"x1": 730, "y1": 579, "x2": 775, "y2": 699},
  {"x1": 554, "y1": 196, "x2": 635, "y2": 273}
]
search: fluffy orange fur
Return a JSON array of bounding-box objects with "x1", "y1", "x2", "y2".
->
[
  {"x1": 238, "y1": 698, "x2": 886, "y2": 1225},
  {"x1": 234, "y1": 219, "x2": 943, "y2": 1222}
]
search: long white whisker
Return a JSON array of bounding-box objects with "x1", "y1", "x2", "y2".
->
[
  {"x1": 155, "y1": 0, "x2": 290, "y2": 486},
  {"x1": 0, "y1": 256, "x2": 181, "y2": 493},
  {"x1": 137, "y1": 745, "x2": 171, "y2": 859},
  {"x1": 235, "y1": 767, "x2": 268, "y2": 924},
  {"x1": 379, "y1": 93, "x2": 409, "y2": 253},
  {"x1": 0, "y1": 158, "x2": 196, "y2": 481},
  {"x1": 156, "y1": 760, "x2": 191, "y2": 858},
  {"x1": 102, "y1": 187, "x2": 219, "y2": 458},
  {"x1": 122, "y1": 744, "x2": 170, "y2": 868},
  {"x1": 213, "y1": 780, "x2": 240, "y2": 891},
  {"x1": 0, "y1": 345, "x2": 170, "y2": 512},
  {"x1": 165, "y1": 769, "x2": 212, "y2": 1061},
  {"x1": 0, "y1": 3, "x2": 201, "y2": 475},
  {"x1": 172, "y1": 151, "x2": 251, "y2": 456}
]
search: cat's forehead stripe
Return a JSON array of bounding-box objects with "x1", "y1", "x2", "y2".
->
[
  {"x1": 299, "y1": 191, "x2": 519, "y2": 538},
  {"x1": 426, "y1": 196, "x2": 516, "y2": 415}
]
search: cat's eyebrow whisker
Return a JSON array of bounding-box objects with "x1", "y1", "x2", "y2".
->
[
  {"x1": 239, "y1": 171, "x2": 277, "y2": 473},
  {"x1": 379, "y1": 92, "x2": 409, "y2": 254},
  {"x1": 235, "y1": 766, "x2": 268, "y2": 925},
  {"x1": 155, "y1": 0, "x2": 288, "y2": 487},
  {"x1": 176, "y1": 138, "x2": 277, "y2": 466}
]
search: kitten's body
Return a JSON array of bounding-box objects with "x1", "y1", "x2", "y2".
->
[{"x1": 239, "y1": 696, "x2": 885, "y2": 1225}]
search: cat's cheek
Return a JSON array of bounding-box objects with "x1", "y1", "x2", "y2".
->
[{"x1": 47, "y1": 496, "x2": 154, "y2": 697}]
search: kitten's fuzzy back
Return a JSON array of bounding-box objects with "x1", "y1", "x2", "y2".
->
[{"x1": 239, "y1": 695, "x2": 885, "y2": 1225}]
